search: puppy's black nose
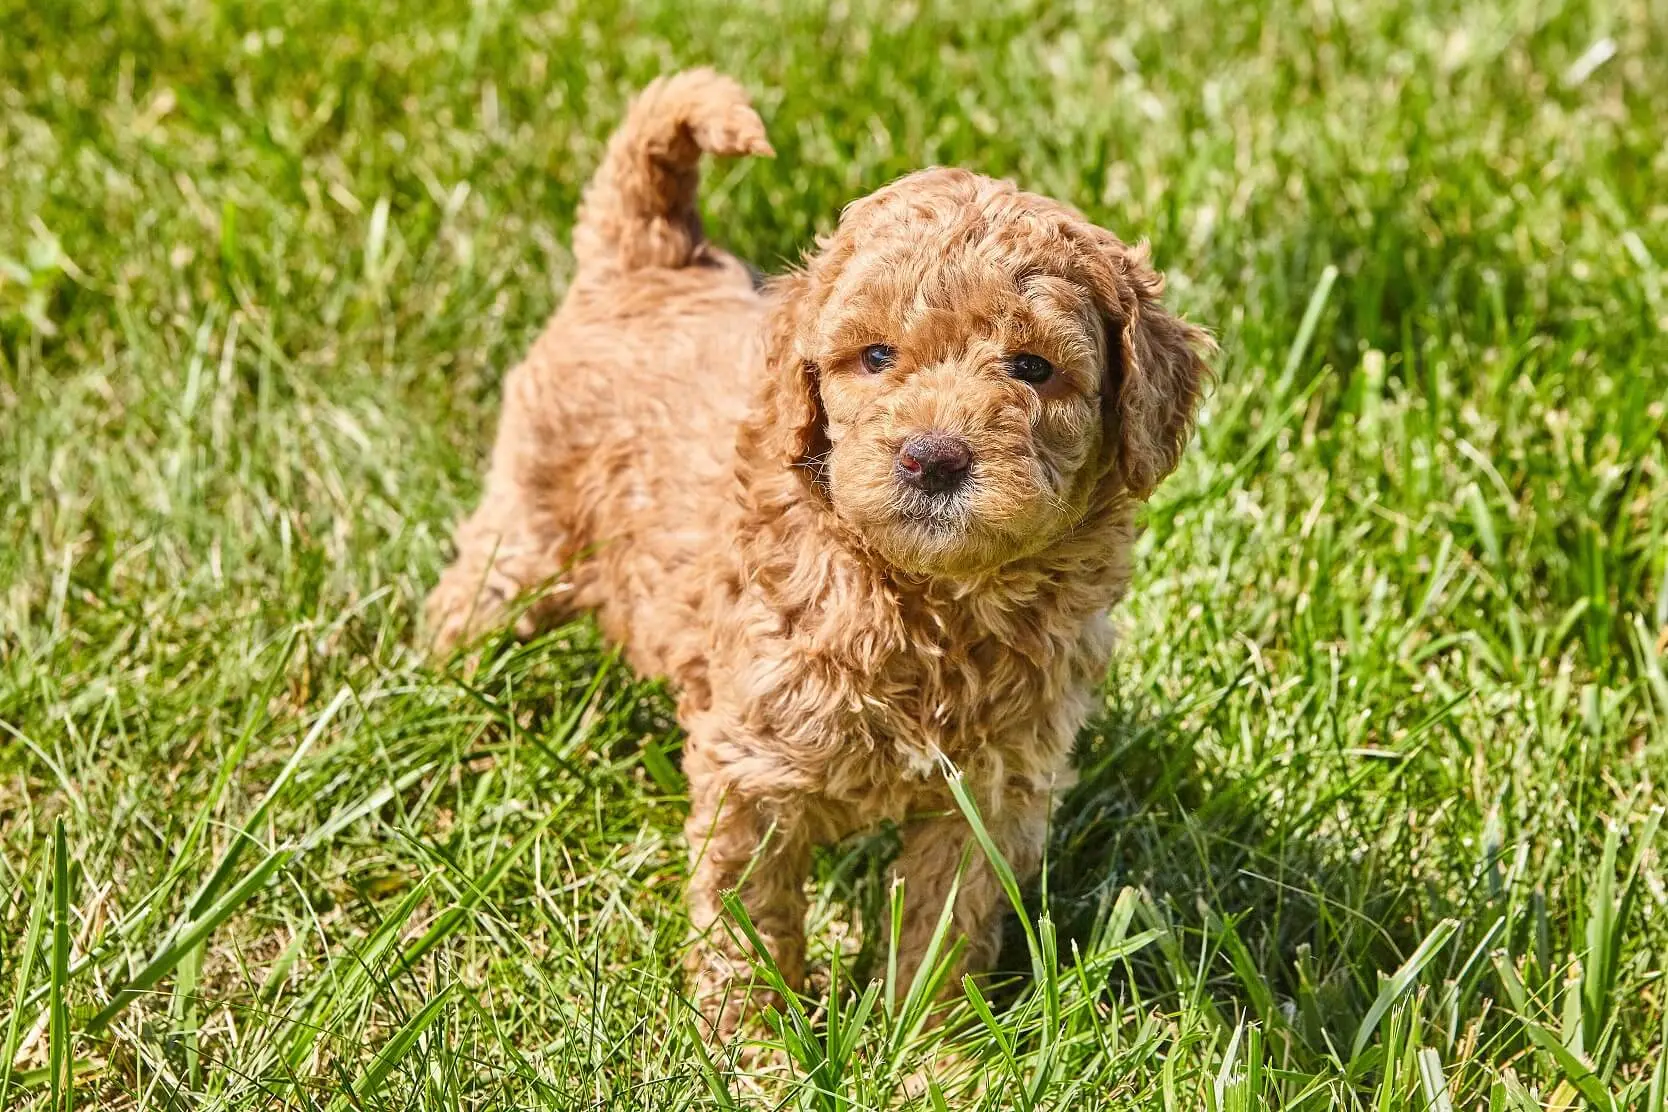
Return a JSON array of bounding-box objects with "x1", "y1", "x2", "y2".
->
[{"x1": 896, "y1": 433, "x2": 972, "y2": 493}]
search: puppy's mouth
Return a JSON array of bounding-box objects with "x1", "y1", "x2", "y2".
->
[
  {"x1": 868, "y1": 481, "x2": 1025, "y2": 575},
  {"x1": 891, "y1": 486, "x2": 974, "y2": 532},
  {"x1": 863, "y1": 462, "x2": 1079, "y2": 576},
  {"x1": 829, "y1": 443, "x2": 1072, "y2": 575}
]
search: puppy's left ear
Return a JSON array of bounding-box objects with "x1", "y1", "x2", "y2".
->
[{"x1": 1085, "y1": 237, "x2": 1215, "y2": 499}]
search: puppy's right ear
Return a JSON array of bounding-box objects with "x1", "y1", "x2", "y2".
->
[{"x1": 741, "y1": 270, "x2": 830, "y2": 498}]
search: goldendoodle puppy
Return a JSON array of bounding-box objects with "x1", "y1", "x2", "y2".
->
[{"x1": 426, "y1": 69, "x2": 1212, "y2": 1037}]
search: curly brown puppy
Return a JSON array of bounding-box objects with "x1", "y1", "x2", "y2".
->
[{"x1": 426, "y1": 69, "x2": 1212, "y2": 1037}]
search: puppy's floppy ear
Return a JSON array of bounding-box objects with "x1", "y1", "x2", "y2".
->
[
  {"x1": 739, "y1": 270, "x2": 830, "y2": 498},
  {"x1": 1083, "y1": 235, "x2": 1215, "y2": 499}
]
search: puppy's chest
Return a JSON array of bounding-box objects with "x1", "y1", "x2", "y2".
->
[{"x1": 776, "y1": 607, "x2": 1114, "y2": 805}]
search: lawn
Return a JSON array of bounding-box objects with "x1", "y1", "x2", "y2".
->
[{"x1": 3, "y1": 0, "x2": 1667, "y2": 1107}]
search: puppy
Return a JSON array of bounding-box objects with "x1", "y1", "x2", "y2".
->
[{"x1": 426, "y1": 69, "x2": 1212, "y2": 1038}]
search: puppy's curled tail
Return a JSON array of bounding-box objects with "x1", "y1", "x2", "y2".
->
[{"x1": 573, "y1": 69, "x2": 772, "y2": 275}]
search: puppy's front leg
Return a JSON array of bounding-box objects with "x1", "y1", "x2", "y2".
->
[
  {"x1": 683, "y1": 778, "x2": 809, "y2": 1041},
  {"x1": 889, "y1": 792, "x2": 1049, "y2": 1001}
]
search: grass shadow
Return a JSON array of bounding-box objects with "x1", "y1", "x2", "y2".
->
[{"x1": 985, "y1": 690, "x2": 1431, "y2": 1057}]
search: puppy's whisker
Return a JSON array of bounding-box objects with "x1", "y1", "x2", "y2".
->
[{"x1": 795, "y1": 449, "x2": 833, "y2": 472}]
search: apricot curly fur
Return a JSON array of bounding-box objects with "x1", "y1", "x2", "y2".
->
[{"x1": 425, "y1": 68, "x2": 1214, "y2": 1040}]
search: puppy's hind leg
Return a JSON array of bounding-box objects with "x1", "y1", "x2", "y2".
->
[
  {"x1": 425, "y1": 385, "x2": 573, "y2": 657},
  {"x1": 424, "y1": 493, "x2": 566, "y2": 657}
]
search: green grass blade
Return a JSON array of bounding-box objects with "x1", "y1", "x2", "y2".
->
[
  {"x1": 0, "y1": 869, "x2": 50, "y2": 1111},
  {"x1": 940, "y1": 757, "x2": 1041, "y2": 976},
  {"x1": 388, "y1": 809, "x2": 557, "y2": 979},
  {"x1": 87, "y1": 848, "x2": 294, "y2": 1034},
  {"x1": 1647, "y1": 1008, "x2": 1667, "y2": 1112},
  {"x1": 1416, "y1": 1046, "x2": 1455, "y2": 1112},
  {"x1": 1519, "y1": 1019, "x2": 1619, "y2": 1112},
  {"x1": 1273, "y1": 263, "x2": 1339, "y2": 399},
  {"x1": 683, "y1": 1013, "x2": 740, "y2": 1112},
  {"x1": 49, "y1": 817, "x2": 71, "y2": 1112},
  {"x1": 347, "y1": 983, "x2": 456, "y2": 1106},
  {"x1": 1350, "y1": 919, "x2": 1459, "y2": 1064},
  {"x1": 1582, "y1": 820, "x2": 1622, "y2": 1044},
  {"x1": 961, "y1": 975, "x2": 1030, "y2": 1112},
  {"x1": 185, "y1": 686, "x2": 351, "y2": 920},
  {"x1": 883, "y1": 859, "x2": 967, "y2": 1083}
]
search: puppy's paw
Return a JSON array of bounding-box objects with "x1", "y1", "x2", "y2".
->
[
  {"x1": 422, "y1": 574, "x2": 509, "y2": 660},
  {"x1": 684, "y1": 942, "x2": 784, "y2": 1046}
]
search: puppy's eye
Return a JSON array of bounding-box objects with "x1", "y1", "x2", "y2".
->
[
  {"x1": 860, "y1": 344, "x2": 897, "y2": 374},
  {"x1": 1007, "y1": 353, "x2": 1054, "y2": 384}
]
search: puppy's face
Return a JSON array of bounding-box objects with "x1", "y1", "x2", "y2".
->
[
  {"x1": 816, "y1": 249, "x2": 1109, "y2": 575},
  {"x1": 768, "y1": 169, "x2": 1211, "y2": 577}
]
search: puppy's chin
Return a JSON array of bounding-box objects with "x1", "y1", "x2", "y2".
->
[
  {"x1": 838, "y1": 493, "x2": 1049, "y2": 579},
  {"x1": 869, "y1": 520, "x2": 993, "y2": 578}
]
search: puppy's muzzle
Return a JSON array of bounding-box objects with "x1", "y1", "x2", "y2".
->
[{"x1": 895, "y1": 432, "x2": 972, "y2": 494}]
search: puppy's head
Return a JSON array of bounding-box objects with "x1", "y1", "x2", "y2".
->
[{"x1": 760, "y1": 168, "x2": 1212, "y2": 577}]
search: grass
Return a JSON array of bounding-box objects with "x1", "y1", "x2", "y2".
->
[{"x1": 2, "y1": 0, "x2": 1666, "y2": 1106}]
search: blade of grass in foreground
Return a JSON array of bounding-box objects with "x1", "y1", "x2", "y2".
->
[
  {"x1": 87, "y1": 848, "x2": 295, "y2": 1034},
  {"x1": 1349, "y1": 918, "x2": 1459, "y2": 1064},
  {"x1": 962, "y1": 975, "x2": 1032, "y2": 1112},
  {"x1": 939, "y1": 757, "x2": 1041, "y2": 976},
  {"x1": 183, "y1": 686, "x2": 351, "y2": 922},
  {"x1": 1517, "y1": 1020, "x2": 1620, "y2": 1112},
  {"x1": 0, "y1": 868, "x2": 50, "y2": 1110},
  {"x1": 1417, "y1": 1046, "x2": 1455, "y2": 1112},
  {"x1": 942, "y1": 752, "x2": 1075, "y2": 1100},
  {"x1": 388, "y1": 808, "x2": 560, "y2": 980},
  {"x1": 885, "y1": 860, "x2": 966, "y2": 1047},
  {"x1": 281, "y1": 876, "x2": 435, "y2": 1068},
  {"x1": 683, "y1": 1011, "x2": 741, "y2": 1112},
  {"x1": 1583, "y1": 808, "x2": 1663, "y2": 1046},
  {"x1": 50, "y1": 817, "x2": 72, "y2": 1112},
  {"x1": 718, "y1": 891, "x2": 827, "y2": 1087},
  {"x1": 335, "y1": 982, "x2": 456, "y2": 1110},
  {"x1": 1212, "y1": 1021, "x2": 1266, "y2": 1112},
  {"x1": 1273, "y1": 263, "x2": 1340, "y2": 399},
  {"x1": 1647, "y1": 1009, "x2": 1667, "y2": 1112}
]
